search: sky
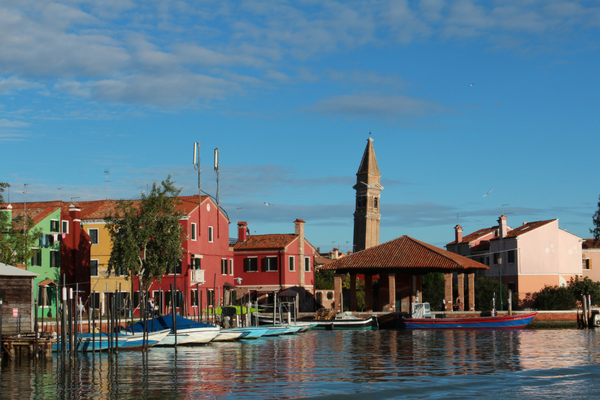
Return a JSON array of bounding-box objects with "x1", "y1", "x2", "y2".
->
[{"x1": 1, "y1": 0, "x2": 600, "y2": 252}]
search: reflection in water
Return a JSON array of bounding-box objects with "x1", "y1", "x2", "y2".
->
[{"x1": 2, "y1": 329, "x2": 600, "y2": 399}]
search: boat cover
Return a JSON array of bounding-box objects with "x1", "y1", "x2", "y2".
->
[{"x1": 127, "y1": 315, "x2": 217, "y2": 333}]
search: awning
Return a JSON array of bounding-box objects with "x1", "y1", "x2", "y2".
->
[{"x1": 38, "y1": 279, "x2": 58, "y2": 287}]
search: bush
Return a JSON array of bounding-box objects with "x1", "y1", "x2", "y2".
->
[
  {"x1": 533, "y1": 285, "x2": 577, "y2": 310},
  {"x1": 475, "y1": 277, "x2": 517, "y2": 311}
]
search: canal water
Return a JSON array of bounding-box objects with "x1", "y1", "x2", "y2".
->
[{"x1": 2, "y1": 329, "x2": 600, "y2": 399}]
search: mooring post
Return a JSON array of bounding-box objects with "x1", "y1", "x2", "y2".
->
[
  {"x1": 0, "y1": 299, "x2": 3, "y2": 364},
  {"x1": 34, "y1": 297, "x2": 38, "y2": 360}
]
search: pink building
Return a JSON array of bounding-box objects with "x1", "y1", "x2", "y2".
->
[
  {"x1": 448, "y1": 215, "x2": 583, "y2": 307},
  {"x1": 582, "y1": 239, "x2": 600, "y2": 281},
  {"x1": 233, "y1": 219, "x2": 318, "y2": 311}
]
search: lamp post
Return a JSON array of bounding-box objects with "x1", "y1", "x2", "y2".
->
[{"x1": 498, "y1": 254, "x2": 503, "y2": 312}]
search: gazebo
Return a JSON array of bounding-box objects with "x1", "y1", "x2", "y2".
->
[{"x1": 319, "y1": 235, "x2": 489, "y2": 313}]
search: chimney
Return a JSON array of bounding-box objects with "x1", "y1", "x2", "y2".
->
[
  {"x1": 69, "y1": 204, "x2": 81, "y2": 221},
  {"x1": 237, "y1": 221, "x2": 248, "y2": 242},
  {"x1": 498, "y1": 215, "x2": 508, "y2": 239},
  {"x1": 69, "y1": 204, "x2": 81, "y2": 242},
  {"x1": 294, "y1": 219, "x2": 306, "y2": 287},
  {"x1": 454, "y1": 224, "x2": 463, "y2": 244},
  {"x1": 333, "y1": 248, "x2": 339, "y2": 259}
]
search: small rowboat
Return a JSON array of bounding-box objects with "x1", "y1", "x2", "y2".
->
[{"x1": 399, "y1": 312, "x2": 537, "y2": 329}]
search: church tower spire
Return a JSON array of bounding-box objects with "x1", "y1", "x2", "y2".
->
[{"x1": 353, "y1": 136, "x2": 383, "y2": 253}]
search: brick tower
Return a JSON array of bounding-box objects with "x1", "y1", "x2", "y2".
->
[{"x1": 353, "y1": 137, "x2": 383, "y2": 253}]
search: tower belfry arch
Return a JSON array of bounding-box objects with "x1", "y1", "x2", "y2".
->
[{"x1": 353, "y1": 137, "x2": 384, "y2": 253}]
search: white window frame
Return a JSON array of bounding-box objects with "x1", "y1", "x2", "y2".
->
[
  {"x1": 289, "y1": 256, "x2": 295, "y2": 272},
  {"x1": 229, "y1": 259, "x2": 233, "y2": 276},
  {"x1": 304, "y1": 257, "x2": 311, "y2": 272},
  {"x1": 264, "y1": 256, "x2": 278, "y2": 272},
  {"x1": 208, "y1": 226, "x2": 214, "y2": 243},
  {"x1": 62, "y1": 220, "x2": 69, "y2": 234},
  {"x1": 191, "y1": 288, "x2": 199, "y2": 307},
  {"x1": 191, "y1": 223, "x2": 197, "y2": 241},
  {"x1": 90, "y1": 259, "x2": 99, "y2": 277},
  {"x1": 221, "y1": 258, "x2": 228, "y2": 275},
  {"x1": 88, "y1": 228, "x2": 99, "y2": 245},
  {"x1": 50, "y1": 250, "x2": 59, "y2": 268},
  {"x1": 50, "y1": 219, "x2": 60, "y2": 233},
  {"x1": 245, "y1": 257, "x2": 258, "y2": 272}
]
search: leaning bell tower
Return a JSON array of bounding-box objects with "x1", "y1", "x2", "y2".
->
[{"x1": 353, "y1": 137, "x2": 383, "y2": 253}]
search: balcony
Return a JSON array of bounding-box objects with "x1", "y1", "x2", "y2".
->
[{"x1": 191, "y1": 269, "x2": 205, "y2": 285}]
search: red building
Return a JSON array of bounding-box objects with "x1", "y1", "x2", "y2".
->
[
  {"x1": 233, "y1": 219, "x2": 318, "y2": 311},
  {"x1": 139, "y1": 195, "x2": 234, "y2": 316}
]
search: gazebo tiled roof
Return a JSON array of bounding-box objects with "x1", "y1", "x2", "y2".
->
[{"x1": 320, "y1": 235, "x2": 488, "y2": 273}]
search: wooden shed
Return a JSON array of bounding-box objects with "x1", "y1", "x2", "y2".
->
[{"x1": 0, "y1": 262, "x2": 39, "y2": 335}]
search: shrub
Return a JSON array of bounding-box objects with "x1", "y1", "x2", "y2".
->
[
  {"x1": 422, "y1": 272, "x2": 445, "y2": 311},
  {"x1": 533, "y1": 285, "x2": 577, "y2": 310}
]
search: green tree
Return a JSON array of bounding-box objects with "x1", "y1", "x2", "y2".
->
[
  {"x1": 533, "y1": 285, "x2": 577, "y2": 310},
  {"x1": 475, "y1": 276, "x2": 517, "y2": 311},
  {"x1": 0, "y1": 182, "x2": 42, "y2": 266},
  {"x1": 104, "y1": 176, "x2": 185, "y2": 291},
  {"x1": 315, "y1": 269, "x2": 334, "y2": 290},
  {"x1": 422, "y1": 272, "x2": 445, "y2": 311},
  {"x1": 591, "y1": 194, "x2": 600, "y2": 243},
  {"x1": 568, "y1": 276, "x2": 600, "y2": 305}
]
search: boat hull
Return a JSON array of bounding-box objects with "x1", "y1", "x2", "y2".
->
[
  {"x1": 311, "y1": 316, "x2": 375, "y2": 330},
  {"x1": 399, "y1": 312, "x2": 537, "y2": 329}
]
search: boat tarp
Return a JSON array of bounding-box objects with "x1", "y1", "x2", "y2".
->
[
  {"x1": 202, "y1": 306, "x2": 262, "y2": 315},
  {"x1": 127, "y1": 315, "x2": 216, "y2": 333}
]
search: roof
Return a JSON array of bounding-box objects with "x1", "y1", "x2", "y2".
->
[
  {"x1": 583, "y1": 239, "x2": 600, "y2": 249},
  {"x1": 9, "y1": 203, "x2": 60, "y2": 227},
  {"x1": 38, "y1": 278, "x2": 58, "y2": 286},
  {"x1": 320, "y1": 235, "x2": 488, "y2": 273},
  {"x1": 447, "y1": 226, "x2": 498, "y2": 246},
  {"x1": 0, "y1": 263, "x2": 39, "y2": 277},
  {"x1": 234, "y1": 234, "x2": 298, "y2": 251},
  {"x1": 491, "y1": 219, "x2": 556, "y2": 240},
  {"x1": 356, "y1": 137, "x2": 380, "y2": 177}
]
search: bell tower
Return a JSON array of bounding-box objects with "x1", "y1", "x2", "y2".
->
[{"x1": 353, "y1": 137, "x2": 383, "y2": 253}]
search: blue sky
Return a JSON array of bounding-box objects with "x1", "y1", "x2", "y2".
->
[{"x1": 2, "y1": 0, "x2": 600, "y2": 252}]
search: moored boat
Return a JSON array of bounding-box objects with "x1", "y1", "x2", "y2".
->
[
  {"x1": 399, "y1": 312, "x2": 537, "y2": 329},
  {"x1": 127, "y1": 315, "x2": 221, "y2": 346}
]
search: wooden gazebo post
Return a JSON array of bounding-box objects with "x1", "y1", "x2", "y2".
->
[{"x1": 334, "y1": 274, "x2": 343, "y2": 312}]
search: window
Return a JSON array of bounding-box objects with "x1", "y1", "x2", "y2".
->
[
  {"x1": 207, "y1": 289, "x2": 215, "y2": 306},
  {"x1": 50, "y1": 219, "x2": 60, "y2": 232},
  {"x1": 91, "y1": 260, "x2": 99, "y2": 277},
  {"x1": 191, "y1": 223, "x2": 197, "y2": 241},
  {"x1": 221, "y1": 259, "x2": 228, "y2": 275},
  {"x1": 304, "y1": 257, "x2": 311, "y2": 272},
  {"x1": 50, "y1": 250, "x2": 59, "y2": 268},
  {"x1": 193, "y1": 257, "x2": 201, "y2": 270},
  {"x1": 229, "y1": 259, "x2": 233, "y2": 275},
  {"x1": 493, "y1": 253, "x2": 500, "y2": 265},
  {"x1": 89, "y1": 228, "x2": 99, "y2": 245},
  {"x1": 38, "y1": 286, "x2": 54, "y2": 307},
  {"x1": 62, "y1": 220, "x2": 69, "y2": 234},
  {"x1": 508, "y1": 250, "x2": 516, "y2": 264},
  {"x1": 264, "y1": 257, "x2": 278, "y2": 272},
  {"x1": 356, "y1": 196, "x2": 366, "y2": 209},
  {"x1": 166, "y1": 291, "x2": 182, "y2": 309},
  {"x1": 191, "y1": 289, "x2": 199, "y2": 306},
  {"x1": 289, "y1": 256, "x2": 295, "y2": 272},
  {"x1": 31, "y1": 251, "x2": 42, "y2": 267},
  {"x1": 374, "y1": 197, "x2": 379, "y2": 209},
  {"x1": 171, "y1": 260, "x2": 182, "y2": 275},
  {"x1": 90, "y1": 292, "x2": 101, "y2": 309},
  {"x1": 244, "y1": 257, "x2": 258, "y2": 272},
  {"x1": 208, "y1": 226, "x2": 213, "y2": 242},
  {"x1": 583, "y1": 259, "x2": 592, "y2": 270}
]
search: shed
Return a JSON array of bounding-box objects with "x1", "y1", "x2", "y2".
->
[{"x1": 0, "y1": 262, "x2": 39, "y2": 335}]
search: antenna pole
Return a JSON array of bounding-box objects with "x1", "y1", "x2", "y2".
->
[
  {"x1": 104, "y1": 170, "x2": 110, "y2": 200},
  {"x1": 23, "y1": 184, "x2": 28, "y2": 264},
  {"x1": 193, "y1": 143, "x2": 201, "y2": 236},
  {"x1": 214, "y1": 148, "x2": 220, "y2": 208}
]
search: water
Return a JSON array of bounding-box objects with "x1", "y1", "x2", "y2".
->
[{"x1": 3, "y1": 329, "x2": 600, "y2": 399}]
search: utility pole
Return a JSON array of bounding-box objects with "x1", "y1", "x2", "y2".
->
[
  {"x1": 23, "y1": 184, "x2": 28, "y2": 264},
  {"x1": 193, "y1": 143, "x2": 201, "y2": 236}
]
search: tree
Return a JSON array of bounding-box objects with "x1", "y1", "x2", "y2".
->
[
  {"x1": 0, "y1": 182, "x2": 42, "y2": 266},
  {"x1": 568, "y1": 276, "x2": 600, "y2": 305},
  {"x1": 534, "y1": 285, "x2": 577, "y2": 310},
  {"x1": 591, "y1": 194, "x2": 600, "y2": 243},
  {"x1": 104, "y1": 176, "x2": 185, "y2": 290},
  {"x1": 315, "y1": 269, "x2": 334, "y2": 290},
  {"x1": 475, "y1": 276, "x2": 517, "y2": 311},
  {"x1": 422, "y1": 272, "x2": 445, "y2": 311}
]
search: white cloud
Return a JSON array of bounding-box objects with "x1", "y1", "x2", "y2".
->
[{"x1": 0, "y1": 119, "x2": 29, "y2": 128}]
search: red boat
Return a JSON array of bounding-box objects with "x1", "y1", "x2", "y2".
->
[{"x1": 399, "y1": 312, "x2": 537, "y2": 329}]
